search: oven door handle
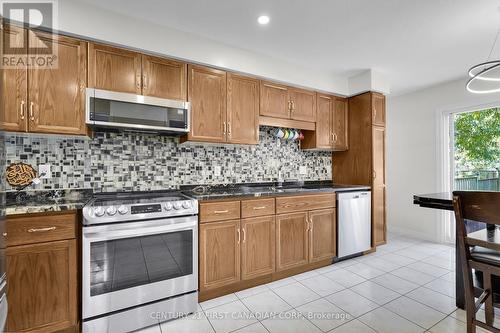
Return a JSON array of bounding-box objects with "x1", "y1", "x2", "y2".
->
[{"x1": 83, "y1": 217, "x2": 197, "y2": 241}]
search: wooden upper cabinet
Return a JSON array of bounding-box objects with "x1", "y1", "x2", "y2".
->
[
  {"x1": 28, "y1": 32, "x2": 87, "y2": 135},
  {"x1": 6, "y1": 239, "x2": 77, "y2": 332},
  {"x1": 241, "y1": 216, "x2": 275, "y2": 280},
  {"x1": 187, "y1": 65, "x2": 227, "y2": 143},
  {"x1": 88, "y1": 43, "x2": 142, "y2": 94},
  {"x1": 289, "y1": 88, "x2": 316, "y2": 122},
  {"x1": 0, "y1": 24, "x2": 27, "y2": 132},
  {"x1": 372, "y1": 125, "x2": 386, "y2": 186},
  {"x1": 227, "y1": 74, "x2": 259, "y2": 144},
  {"x1": 332, "y1": 97, "x2": 348, "y2": 151},
  {"x1": 372, "y1": 93, "x2": 386, "y2": 126},
  {"x1": 260, "y1": 81, "x2": 289, "y2": 119},
  {"x1": 142, "y1": 54, "x2": 187, "y2": 100},
  {"x1": 199, "y1": 220, "x2": 240, "y2": 291},
  {"x1": 309, "y1": 209, "x2": 336, "y2": 262},
  {"x1": 316, "y1": 94, "x2": 333, "y2": 148},
  {"x1": 308, "y1": 93, "x2": 332, "y2": 149},
  {"x1": 275, "y1": 212, "x2": 309, "y2": 271}
]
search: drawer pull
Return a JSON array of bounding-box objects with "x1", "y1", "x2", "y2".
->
[
  {"x1": 214, "y1": 210, "x2": 229, "y2": 214},
  {"x1": 252, "y1": 206, "x2": 267, "y2": 210},
  {"x1": 27, "y1": 226, "x2": 56, "y2": 233}
]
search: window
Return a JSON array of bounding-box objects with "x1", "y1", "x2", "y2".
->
[{"x1": 452, "y1": 108, "x2": 500, "y2": 192}]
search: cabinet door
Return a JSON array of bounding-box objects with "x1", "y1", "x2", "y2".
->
[
  {"x1": 187, "y1": 65, "x2": 227, "y2": 143},
  {"x1": 142, "y1": 55, "x2": 187, "y2": 100},
  {"x1": 0, "y1": 25, "x2": 27, "y2": 132},
  {"x1": 6, "y1": 239, "x2": 77, "y2": 332},
  {"x1": 315, "y1": 94, "x2": 333, "y2": 148},
  {"x1": 332, "y1": 97, "x2": 348, "y2": 151},
  {"x1": 227, "y1": 74, "x2": 259, "y2": 144},
  {"x1": 275, "y1": 212, "x2": 309, "y2": 271},
  {"x1": 289, "y1": 88, "x2": 316, "y2": 122},
  {"x1": 372, "y1": 126, "x2": 386, "y2": 245},
  {"x1": 373, "y1": 184, "x2": 386, "y2": 245},
  {"x1": 309, "y1": 209, "x2": 336, "y2": 262},
  {"x1": 372, "y1": 93, "x2": 386, "y2": 127},
  {"x1": 241, "y1": 216, "x2": 275, "y2": 280},
  {"x1": 260, "y1": 81, "x2": 289, "y2": 119},
  {"x1": 28, "y1": 32, "x2": 87, "y2": 135},
  {"x1": 88, "y1": 43, "x2": 142, "y2": 94},
  {"x1": 200, "y1": 220, "x2": 240, "y2": 291}
]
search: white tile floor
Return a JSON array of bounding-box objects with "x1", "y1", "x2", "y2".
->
[{"x1": 135, "y1": 233, "x2": 493, "y2": 333}]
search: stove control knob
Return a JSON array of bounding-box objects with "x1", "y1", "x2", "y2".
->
[
  {"x1": 94, "y1": 206, "x2": 105, "y2": 217},
  {"x1": 164, "y1": 203, "x2": 173, "y2": 211},
  {"x1": 106, "y1": 206, "x2": 117, "y2": 216},
  {"x1": 118, "y1": 205, "x2": 128, "y2": 215},
  {"x1": 182, "y1": 201, "x2": 192, "y2": 209},
  {"x1": 173, "y1": 202, "x2": 182, "y2": 210}
]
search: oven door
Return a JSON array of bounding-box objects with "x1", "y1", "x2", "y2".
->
[{"x1": 82, "y1": 216, "x2": 198, "y2": 319}]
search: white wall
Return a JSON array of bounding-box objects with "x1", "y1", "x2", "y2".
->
[
  {"x1": 387, "y1": 77, "x2": 500, "y2": 242},
  {"x1": 55, "y1": 0, "x2": 349, "y2": 95}
]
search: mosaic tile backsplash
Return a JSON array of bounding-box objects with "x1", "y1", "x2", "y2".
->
[{"x1": 5, "y1": 127, "x2": 332, "y2": 192}]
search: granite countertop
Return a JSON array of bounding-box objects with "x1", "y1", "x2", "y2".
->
[
  {"x1": 181, "y1": 181, "x2": 371, "y2": 201},
  {"x1": 5, "y1": 189, "x2": 94, "y2": 216},
  {"x1": 4, "y1": 181, "x2": 371, "y2": 215}
]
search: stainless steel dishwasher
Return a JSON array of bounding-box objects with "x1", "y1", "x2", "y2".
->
[{"x1": 337, "y1": 191, "x2": 372, "y2": 258}]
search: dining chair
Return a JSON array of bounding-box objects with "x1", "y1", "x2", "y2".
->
[{"x1": 453, "y1": 191, "x2": 500, "y2": 333}]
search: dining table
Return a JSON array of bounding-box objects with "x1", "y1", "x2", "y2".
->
[{"x1": 413, "y1": 192, "x2": 497, "y2": 310}]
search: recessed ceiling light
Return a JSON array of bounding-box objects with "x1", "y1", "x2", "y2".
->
[{"x1": 257, "y1": 15, "x2": 270, "y2": 25}]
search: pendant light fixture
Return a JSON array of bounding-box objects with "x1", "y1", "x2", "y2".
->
[{"x1": 466, "y1": 29, "x2": 500, "y2": 94}]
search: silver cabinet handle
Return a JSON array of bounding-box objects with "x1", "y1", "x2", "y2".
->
[
  {"x1": 214, "y1": 210, "x2": 229, "y2": 214},
  {"x1": 28, "y1": 226, "x2": 56, "y2": 233},
  {"x1": 29, "y1": 102, "x2": 35, "y2": 121},
  {"x1": 237, "y1": 228, "x2": 241, "y2": 244},
  {"x1": 242, "y1": 228, "x2": 246, "y2": 243},
  {"x1": 223, "y1": 122, "x2": 226, "y2": 135},
  {"x1": 227, "y1": 122, "x2": 231, "y2": 136},
  {"x1": 20, "y1": 100, "x2": 25, "y2": 120},
  {"x1": 252, "y1": 206, "x2": 267, "y2": 210}
]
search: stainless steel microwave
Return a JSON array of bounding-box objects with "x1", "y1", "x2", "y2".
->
[{"x1": 86, "y1": 88, "x2": 190, "y2": 134}]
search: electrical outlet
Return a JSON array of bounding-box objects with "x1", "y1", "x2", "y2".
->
[
  {"x1": 214, "y1": 165, "x2": 221, "y2": 176},
  {"x1": 38, "y1": 164, "x2": 51, "y2": 179},
  {"x1": 299, "y1": 166, "x2": 307, "y2": 175}
]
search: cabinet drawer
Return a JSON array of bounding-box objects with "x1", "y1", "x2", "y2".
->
[
  {"x1": 200, "y1": 201, "x2": 240, "y2": 223},
  {"x1": 241, "y1": 198, "x2": 275, "y2": 218},
  {"x1": 6, "y1": 212, "x2": 77, "y2": 247},
  {"x1": 276, "y1": 193, "x2": 336, "y2": 214}
]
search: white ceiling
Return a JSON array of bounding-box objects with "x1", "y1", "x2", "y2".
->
[{"x1": 75, "y1": 0, "x2": 500, "y2": 95}]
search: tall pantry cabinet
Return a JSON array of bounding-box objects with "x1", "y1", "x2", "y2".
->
[{"x1": 333, "y1": 92, "x2": 387, "y2": 246}]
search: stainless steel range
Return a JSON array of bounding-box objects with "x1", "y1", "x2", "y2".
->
[{"x1": 81, "y1": 191, "x2": 198, "y2": 333}]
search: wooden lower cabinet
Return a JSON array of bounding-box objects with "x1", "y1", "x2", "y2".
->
[
  {"x1": 6, "y1": 239, "x2": 77, "y2": 332},
  {"x1": 199, "y1": 220, "x2": 241, "y2": 291},
  {"x1": 309, "y1": 209, "x2": 336, "y2": 262},
  {"x1": 275, "y1": 212, "x2": 309, "y2": 271},
  {"x1": 373, "y1": 184, "x2": 387, "y2": 245},
  {"x1": 199, "y1": 195, "x2": 337, "y2": 300},
  {"x1": 241, "y1": 216, "x2": 275, "y2": 280}
]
